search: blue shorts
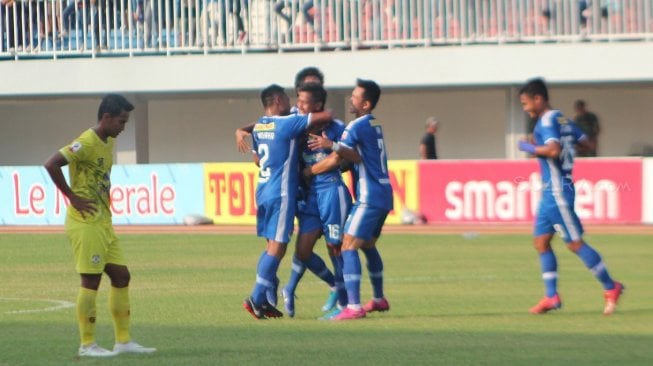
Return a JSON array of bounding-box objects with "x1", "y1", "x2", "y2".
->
[
  {"x1": 344, "y1": 203, "x2": 389, "y2": 242},
  {"x1": 298, "y1": 182, "x2": 353, "y2": 245},
  {"x1": 534, "y1": 191, "x2": 584, "y2": 243},
  {"x1": 256, "y1": 197, "x2": 295, "y2": 244}
]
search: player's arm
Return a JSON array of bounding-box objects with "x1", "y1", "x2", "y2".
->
[
  {"x1": 519, "y1": 139, "x2": 561, "y2": 158},
  {"x1": 44, "y1": 152, "x2": 97, "y2": 217},
  {"x1": 419, "y1": 143, "x2": 428, "y2": 159},
  {"x1": 303, "y1": 152, "x2": 342, "y2": 178},
  {"x1": 306, "y1": 110, "x2": 334, "y2": 132},
  {"x1": 235, "y1": 121, "x2": 256, "y2": 153},
  {"x1": 307, "y1": 131, "x2": 362, "y2": 163},
  {"x1": 575, "y1": 126, "x2": 595, "y2": 155}
]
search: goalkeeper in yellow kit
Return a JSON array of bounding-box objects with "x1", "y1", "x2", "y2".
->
[{"x1": 44, "y1": 94, "x2": 156, "y2": 358}]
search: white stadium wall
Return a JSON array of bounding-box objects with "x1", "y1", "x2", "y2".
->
[{"x1": 2, "y1": 84, "x2": 653, "y2": 165}]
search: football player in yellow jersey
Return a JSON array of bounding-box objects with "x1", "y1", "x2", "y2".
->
[{"x1": 44, "y1": 94, "x2": 156, "y2": 358}]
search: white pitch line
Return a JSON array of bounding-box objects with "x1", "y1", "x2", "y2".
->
[{"x1": 1, "y1": 298, "x2": 74, "y2": 315}]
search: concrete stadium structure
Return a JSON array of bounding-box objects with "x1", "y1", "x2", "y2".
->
[{"x1": 1, "y1": 41, "x2": 653, "y2": 165}]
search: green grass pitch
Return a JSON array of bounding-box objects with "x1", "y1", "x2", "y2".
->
[{"x1": 1, "y1": 232, "x2": 652, "y2": 365}]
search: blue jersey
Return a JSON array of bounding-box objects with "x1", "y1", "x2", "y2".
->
[
  {"x1": 302, "y1": 120, "x2": 346, "y2": 189},
  {"x1": 340, "y1": 114, "x2": 393, "y2": 211},
  {"x1": 252, "y1": 113, "x2": 311, "y2": 205},
  {"x1": 533, "y1": 110, "x2": 586, "y2": 194}
]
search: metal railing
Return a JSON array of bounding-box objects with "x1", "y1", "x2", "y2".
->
[{"x1": 1, "y1": 0, "x2": 652, "y2": 59}]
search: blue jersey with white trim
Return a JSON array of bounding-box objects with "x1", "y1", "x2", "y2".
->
[
  {"x1": 533, "y1": 110, "x2": 586, "y2": 194},
  {"x1": 252, "y1": 113, "x2": 311, "y2": 204},
  {"x1": 302, "y1": 120, "x2": 346, "y2": 189},
  {"x1": 340, "y1": 114, "x2": 393, "y2": 210}
]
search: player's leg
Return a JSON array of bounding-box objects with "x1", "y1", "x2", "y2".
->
[
  {"x1": 529, "y1": 200, "x2": 561, "y2": 314},
  {"x1": 319, "y1": 184, "x2": 350, "y2": 313},
  {"x1": 297, "y1": 229, "x2": 335, "y2": 287},
  {"x1": 360, "y1": 208, "x2": 390, "y2": 313},
  {"x1": 361, "y1": 238, "x2": 390, "y2": 313},
  {"x1": 554, "y1": 196, "x2": 624, "y2": 315},
  {"x1": 333, "y1": 203, "x2": 384, "y2": 320},
  {"x1": 103, "y1": 227, "x2": 156, "y2": 354},
  {"x1": 320, "y1": 243, "x2": 346, "y2": 319},
  {"x1": 68, "y1": 224, "x2": 114, "y2": 357},
  {"x1": 285, "y1": 235, "x2": 309, "y2": 295},
  {"x1": 281, "y1": 228, "x2": 319, "y2": 318},
  {"x1": 246, "y1": 199, "x2": 290, "y2": 319},
  {"x1": 333, "y1": 233, "x2": 366, "y2": 320}
]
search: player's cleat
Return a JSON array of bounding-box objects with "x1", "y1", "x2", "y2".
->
[
  {"x1": 603, "y1": 281, "x2": 625, "y2": 315},
  {"x1": 282, "y1": 287, "x2": 295, "y2": 318},
  {"x1": 261, "y1": 301, "x2": 284, "y2": 318},
  {"x1": 321, "y1": 290, "x2": 338, "y2": 312},
  {"x1": 266, "y1": 277, "x2": 280, "y2": 307},
  {"x1": 319, "y1": 306, "x2": 343, "y2": 320},
  {"x1": 529, "y1": 294, "x2": 562, "y2": 314},
  {"x1": 78, "y1": 343, "x2": 116, "y2": 357},
  {"x1": 243, "y1": 296, "x2": 266, "y2": 319},
  {"x1": 362, "y1": 297, "x2": 390, "y2": 313},
  {"x1": 113, "y1": 341, "x2": 157, "y2": 354},
  {"x1": 332, "y1": 307, "x2": 366, "y2": 321}
]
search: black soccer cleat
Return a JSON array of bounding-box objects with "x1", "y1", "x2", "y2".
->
[{"x1": 243, "y1": 296, "x2": 266, "y2": 319}]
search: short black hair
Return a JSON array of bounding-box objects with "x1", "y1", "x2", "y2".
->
[
  {"x1": 574, "y1": 99, "x2": 586, "y2": 108},
  {"x1": 519, "y1": 78, "x2": 549, "y2": 101},
  {"x1": 98, "y1": 94, "x2": 134, "y2": 120},
  {"x1": 260, "y1": 84, "x2": 286, "y2": 108},
  {"x1": 356, "y1": 78, "x2": 381, "y2": 110},
  {"x1": 294, "y1": 67, "x2": 324, "y2": 90},
  {"x1": 297, "y1": 82, "x2": 327, "y2": 108}
]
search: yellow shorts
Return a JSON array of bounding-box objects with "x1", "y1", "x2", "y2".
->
[{"x1": 65, "y1": 220, "x2": 126, "y2": 274}]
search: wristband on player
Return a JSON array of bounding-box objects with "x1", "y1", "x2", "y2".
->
[
  {"x1": 332, "y1": 141, "x2": 341, "y2": 152},
  {"x1": 518, "y1": 141, "x2": 536, "y2": 155}
]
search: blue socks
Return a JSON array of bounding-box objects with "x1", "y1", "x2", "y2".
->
[
  {"x1": 252, "y1": 253, "x2": 280, "y2": 305},
  {"x1": 362, "y1": 247, "x2": 384, "y2": 299},
  {"x1": 539, "y1": 250, "x2": 558, "y2": 297},
  {"x1": 576, "y1": 242, "x2": 615, "y2": 290},
  {"x1": 305, "y1": 253, "x2": 335, "y2": 287},
  {"x1": 284, "y1": 256, "x2": 307, "y2": 293},
  {"x1": 330, "y1": 253, "x2": 347, "y2": 307},
  {"x1": 342, "y1": 250, "x2": 362, "y2": 306}
]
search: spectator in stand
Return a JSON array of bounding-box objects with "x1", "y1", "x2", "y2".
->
[
  {"x1": 573, "y1": 99, "x2": 600, "y2": 157},
  {"x1": 419, "y1": 116, "x2": 439, "y2": 159},
  {"x1": 2, "y1": 0, "x2": 27, "y2": 51}
]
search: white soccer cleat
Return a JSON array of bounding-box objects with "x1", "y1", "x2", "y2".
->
[
  {"x1": 113, "y1": 340, "x2": 157, "y2": 354},
  {"x1": 78, "y1": 343, "x2": 116, "y2": 357}
]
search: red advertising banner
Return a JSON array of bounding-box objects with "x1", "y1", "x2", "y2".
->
[{"x1": 418, "y1": 159, "x2": 642, "y2": 224}]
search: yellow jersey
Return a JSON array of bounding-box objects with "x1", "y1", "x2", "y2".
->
[{"x1": 59, "y1": 128, "x2": 114, "y2": 225}]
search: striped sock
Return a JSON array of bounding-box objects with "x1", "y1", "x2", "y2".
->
[
  {"x1": 362, "y1": 247, "x2": 384, "y2": 299},
  {"x1": 305, "y1": 253, "x2": 335, "y2": 287},
  {"x1": 330, "y1": 254, "x2": 347, "y2": 307},
  {"x1": 539, "y1": 250, "x2": 558, "y2": 298},
  {"x1": 576, "y1": 243, "x2": 615, "y2": 290},
  {"x1": 284, "y1": 255, "x2": 306, "y2": 293},
  {"x1": 342, "y1": 250, "x2": 362, "y2": 306},
  {"x1": 252, "y1": 253, "x2": 280, "y2": 305}
]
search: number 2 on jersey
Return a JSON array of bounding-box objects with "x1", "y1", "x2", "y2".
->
[{"x1": 258, "y1": 144, "x2": 271, "y2": 179}]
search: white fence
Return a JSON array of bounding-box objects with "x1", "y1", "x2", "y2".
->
[{"x1": 1, "y1": 0, "x2": 652, "y2": 58}]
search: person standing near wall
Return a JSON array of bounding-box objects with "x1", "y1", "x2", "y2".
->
[
  {"x1": 573, "y1": 100, "x2": 600, "y2": 157},
  {"x1": 419, "y1": 116, "x2": 439, "y2": 159}
]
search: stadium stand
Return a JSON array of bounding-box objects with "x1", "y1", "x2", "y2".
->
[{"x1": 1, "y1": 0, "x2": 652, "y2": 59}]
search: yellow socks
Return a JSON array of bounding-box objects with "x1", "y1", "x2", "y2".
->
[
  {"x1": 77, "y1": 288, "x2": 98, "y2": 346},
  {"x1": 109, "y1": 286, "x2": 131, "y2": 343}
]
